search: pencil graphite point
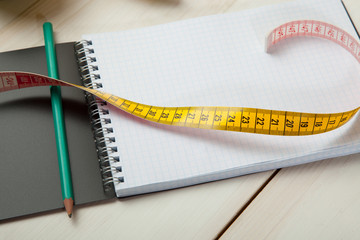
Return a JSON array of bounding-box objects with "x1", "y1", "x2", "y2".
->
[{"x1": 64, "y1": 198, "x2": 74, "y2": 218}]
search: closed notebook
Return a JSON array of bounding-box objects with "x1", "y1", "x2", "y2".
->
[{"x1": 1, "y1": 0, "x2": 359, "y2": 220}]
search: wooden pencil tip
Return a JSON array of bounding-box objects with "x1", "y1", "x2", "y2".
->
[{"x1": 63, "y1": 198, "x2": 74, "y2": 219}]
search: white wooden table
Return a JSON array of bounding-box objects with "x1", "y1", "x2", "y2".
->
[{"x1": 0, "y1": 0, "x2": 359, "y2": 239}]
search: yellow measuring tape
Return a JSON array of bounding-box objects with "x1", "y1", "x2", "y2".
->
[{"x1": 1, "y1": 20, "x2": 359, "y2": 136}]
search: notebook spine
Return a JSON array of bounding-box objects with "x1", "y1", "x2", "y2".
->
[{"x1": 74, "y1": 40, "x2": 124, "y2": 192}]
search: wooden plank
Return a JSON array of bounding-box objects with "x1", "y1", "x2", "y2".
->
[{"x1": 221, "y1": 154, "x2": 360, "y2": 239}]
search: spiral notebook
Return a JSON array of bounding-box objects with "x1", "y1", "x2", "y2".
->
[
  {"x1": 77, "y1": 0, "x2": 360, "y2": 197},
  {"x1": 1, "y1": 0, "x2": 359, "y2": 220}
]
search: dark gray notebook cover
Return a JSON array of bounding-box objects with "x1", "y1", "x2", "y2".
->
[{"x1": 0, "y1": 42, "x2": 115, "y2": 221}]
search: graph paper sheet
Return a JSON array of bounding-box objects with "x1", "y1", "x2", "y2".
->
[{"x1": 83, "y1": 0, "x2": 360, "y2": 197}]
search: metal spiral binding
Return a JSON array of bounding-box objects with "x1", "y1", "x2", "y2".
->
[{"x1": 74, "y1": 40, "x2": 123, "y2": 192}]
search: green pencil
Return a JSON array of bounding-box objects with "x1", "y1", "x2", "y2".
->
[{"x1": 43, "y1": 22, "x2": 74, "y2": 218}]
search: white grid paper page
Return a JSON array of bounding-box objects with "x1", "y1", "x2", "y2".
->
[{"x1": 83, "y1": 0, "x2": 360, "y2": 197}]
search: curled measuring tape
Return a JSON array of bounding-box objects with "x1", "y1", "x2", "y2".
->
[{"x1": 1, "y1": 20, "x2": 359, "y2": 136}]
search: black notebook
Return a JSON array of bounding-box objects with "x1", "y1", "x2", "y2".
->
[{"x1": 1, "y1": 0, "x2": 359, "y2": 221}]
